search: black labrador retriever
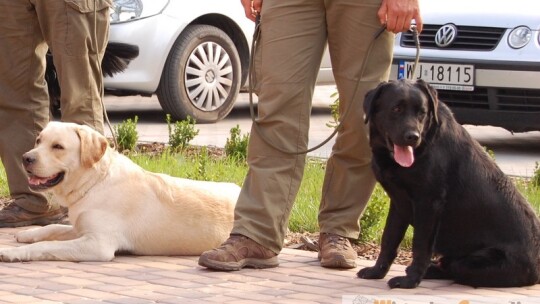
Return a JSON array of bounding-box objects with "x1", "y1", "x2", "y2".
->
[{"x1": 357, "y1": 79, "x2": 540, "y2": 288}]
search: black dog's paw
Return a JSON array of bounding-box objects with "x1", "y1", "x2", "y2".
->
[
  {"x1": 357, "y1": 266, "x2": 387, "y2": 280},
  {"x1": 387, "y1": 276, "x2": 420, "y2": 289},
  {"x1": 423, "y1": 264, "x2": 451, "y2": 280}
]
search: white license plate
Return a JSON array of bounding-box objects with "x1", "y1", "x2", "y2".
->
[{"x1": 398, "y1": 61, "x2": 475, "y2": 91}]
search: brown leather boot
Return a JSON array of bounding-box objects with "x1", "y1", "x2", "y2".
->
[
  {"x1": 318, "y1": 232, "x2": 357, "y2": 269},
  {"x1": 0, "y1": 199, "x2": 68, "y2": 228},
  {"x1": 198, "y1": 234, "x2": 279, "y2": 271}
]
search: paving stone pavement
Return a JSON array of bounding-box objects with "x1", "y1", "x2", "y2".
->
[{"x1": 0, "y1": 227, "x2": 538, "y2": 304}]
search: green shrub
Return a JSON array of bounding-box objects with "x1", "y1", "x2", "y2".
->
[
  {"x1": 357, "y1": 184, "x2": 414, "y2": 248},
  {"x1": 0, "y1": 163, "x2": 8, "y2": 198},
  {"x1": 115, "y1": 116, "x2": 138, "y2": 152},
  {"x1": 485, "y1": 147, "x2": 496, "y2": 160},
  {"x1": 166, "y1": 114, "x2": 199, "y2": 151},
  {"x1": 289, "y1": 158, "x2": 326, "y2": 233},
  {"x1": 359, "y1": 184, "x2": 389, "y2": 243},
  {"x1": 530, "y1": 163, "x2": 540, "y2": 215},
  {"x1": 326, "y1": 91, "x2": 340, "y2": 129},
  {"x1": 225, "y1": 125, "x2": 249, "y2": 162},
  {"x1": 187, "y1": 147, "x2": 210, "y2": 181},
  {"x1": 533, "y1": 162, "x2": 540, "y2": 186}
]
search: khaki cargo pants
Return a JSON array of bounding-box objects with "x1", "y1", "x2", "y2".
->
[
  {"x1": 0, "y1": 0, "x2": 110, "y2": 212},
  {"x1": 232, "y1": 0, "x2": 394, "y2": 253}
]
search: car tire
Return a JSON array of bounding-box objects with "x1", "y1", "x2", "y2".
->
[{"x1": 156, "y1": 24, "x2": 242, "y2": 123}]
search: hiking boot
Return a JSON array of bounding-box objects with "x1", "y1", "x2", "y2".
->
[
  {"x1": 318, "y1": 232, "x2": 357, "y2": 269},
  {"x1": 0, "y1": 199, "x2": 68, "y2": 228},
  {"x1": 198, "y1": 234, "x2": 279, "y2": 271}
]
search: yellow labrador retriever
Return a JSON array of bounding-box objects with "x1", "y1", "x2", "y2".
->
[{"x1": 0, "y1": 122, "x2": 239, "y2": 262}]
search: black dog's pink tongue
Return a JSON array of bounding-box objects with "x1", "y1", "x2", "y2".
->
[{"x1": 394, "y1": 145, "x2": 414, "y2": 167}]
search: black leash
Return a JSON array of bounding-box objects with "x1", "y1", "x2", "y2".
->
[
  {"x1": 410, "y1": 25, "x2": 421, "y2": 79},
  {"x1": 248, "y1": 16, "x2": 420, "y2": 155}
]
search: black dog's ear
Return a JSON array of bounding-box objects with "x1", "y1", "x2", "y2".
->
[
  {"x1": 363, "y1": 82, "x2": 388, "y2": 124},
  {"x1": 415, "y1": 79, "x2": 439, "y2": 125}
]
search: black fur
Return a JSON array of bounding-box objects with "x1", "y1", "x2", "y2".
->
[
  {"x1": 46, "y1": 42, "x2": 139, "y2": 115},
  {"x1": 357, "y1": 79, "x2": 540, "y2": 288}
]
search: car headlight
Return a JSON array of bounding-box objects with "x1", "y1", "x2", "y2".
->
[
  {"x1": 110, "y1": 0, "x2": 169, "y2": 24},
  {"x1": 508, "y1": 26, "x2": 532, "y2": 49}
]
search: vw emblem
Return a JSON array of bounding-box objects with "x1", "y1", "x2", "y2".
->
[{"x1": 435, "y1": 24, "x2": 458, "y2": 48}]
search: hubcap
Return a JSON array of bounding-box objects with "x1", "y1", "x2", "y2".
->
[{"x1": 184, "y1": 42, "x2": 234, "y2": 112}]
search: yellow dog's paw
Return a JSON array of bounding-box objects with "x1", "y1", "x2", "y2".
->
[
  {"x1": 0, "y1": 249, "x2": 23, "y2": 262},
  {"x1": 15, "y1": 229, "x2": 40, "y2": 244}
]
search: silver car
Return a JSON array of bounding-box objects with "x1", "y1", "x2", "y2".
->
[
  {"x1": 104, "y1": 0, "x2": 334, "y2": 123},
  {"x1": 104, "y1": 0, "x2": 253, "y2": 123},
  {"x1": 390, "y1": 0, "x2": 540, "y2": 132}
]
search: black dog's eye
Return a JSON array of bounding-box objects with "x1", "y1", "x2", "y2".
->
[
  {"x1": 52, "y1": 144, "x2": 64, "y2": 150},
  {"x1": 392, "y1": 105, "x2": 402, "y2": 113}
]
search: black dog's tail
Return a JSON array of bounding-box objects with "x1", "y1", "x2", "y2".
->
[
  {"x1": 46, "y1": 42, "x2": 139, "y2": 116},
  {"x1": 99, "y1": 42, "x2": 140, "y2": 77}
]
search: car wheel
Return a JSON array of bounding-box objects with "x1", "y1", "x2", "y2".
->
[{"x1": 156, "y1": 24, "x2": 242, "y2": 123}]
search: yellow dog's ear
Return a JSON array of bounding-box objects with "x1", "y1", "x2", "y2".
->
[{"x1": 76, "y1": 126, "x2": 108, "y2": 168}]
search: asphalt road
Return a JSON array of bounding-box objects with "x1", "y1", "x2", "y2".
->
[{"x1": 103, "y1": 85, "x2": 540, "y2": 178}]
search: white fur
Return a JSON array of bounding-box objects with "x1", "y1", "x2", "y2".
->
[{"x1": 0, "y1": 122, "x2": 239, "y2": 262}]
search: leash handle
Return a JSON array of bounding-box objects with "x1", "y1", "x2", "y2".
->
[{"x1": 255, "y1": 13, "x2": 261, "y2": 28}]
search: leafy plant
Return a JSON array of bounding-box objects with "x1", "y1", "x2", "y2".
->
[
  {"x1": 289, "y1": 158, "x2": 326, "y2": 233},
  {"x1": 358, "y1": 185, "x2": 389, "y2": 243},
  {"x1": 166, "y1": 114, "x2": 199, "y2": 151},
  {"x1": 225, "y1": 125, "x2": 249, "y2": 162},
  {"x1": 115, "y1": 116, "x2": 139, "y2": 152},
  {"x1": 187, "y1": 147, "x2": 210, "y2": 181},
  {"x1": 0, "y1": 164, "x2": 8, "y2": 198},
  {"x1": 484, "y1": 146, "x2": 496, "y2": 160},
  {"x1": 326, "y1": 91, "x2": 340, "y2": 129},
  {"x1": 533, "y1": 162, "x2": 540, "y2": 186}
]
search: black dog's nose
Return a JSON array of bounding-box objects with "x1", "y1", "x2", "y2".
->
[
  {"x1": 22, "y1": 154, "x2": 35, "y2": 167},
  {"x1": 405, "y1": 131, "x2": 420, "y2": 144}
]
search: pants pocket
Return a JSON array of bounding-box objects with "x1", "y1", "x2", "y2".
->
[
  {"x1": 64, "y1": 0, "x2": 112, "y2": 13},
  {"x1": 62, "y1": 0, "x2": 111, "y2": 56}
]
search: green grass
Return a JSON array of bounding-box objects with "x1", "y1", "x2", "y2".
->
[
  {"x1": 129, "y1": 150, "x2": 247, "y2": 185},
  {"x1": 0, "y1": 165, "x2": 8, "y2": 198},
  {"x1": 128, "y1": 150, "x2": 540, "y2": 249},
  {"x1": 515, "y1": 178, "x2": 540, "y2": 215},
  {"x1": 1, "y1": 149, "x2": 538, "y2": 248},
  {"x1": 129, "y1": 150, "x2": 540, "y2": 250},
  {"x1": 289, "y1": 158, "x2": 326, "y2": 233}
]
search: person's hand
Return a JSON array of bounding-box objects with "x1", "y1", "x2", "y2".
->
[
  {"x1": 241, "y1": 0, "x2": 262, "y2": 22},
  {"x1": 378, "y1": 0, "x2": 423, "y2": 33}
]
